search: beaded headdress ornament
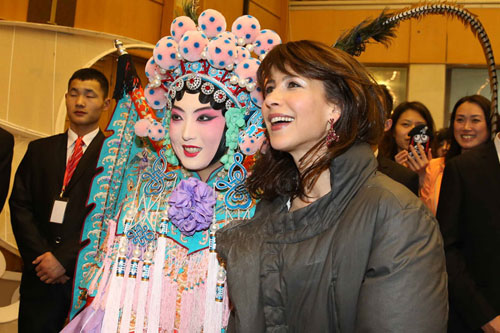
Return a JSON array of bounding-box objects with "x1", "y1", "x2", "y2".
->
[{"x1": 134, "y1": 9, "x2": 281, "y2": 169}]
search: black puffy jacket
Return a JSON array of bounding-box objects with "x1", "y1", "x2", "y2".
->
[{"x1": 217, "y1": 143, "x2": 448, "y2": 332}]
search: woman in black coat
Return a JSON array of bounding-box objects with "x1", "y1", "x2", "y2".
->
[{"x1": 216, "y1": 40, "x2": 448, "y2": 332}]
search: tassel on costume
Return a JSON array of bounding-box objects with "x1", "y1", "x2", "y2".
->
[
  {"x1": 119, "y1": 245, "x2": 141, "y2": 333},
  {"x1": 134, "y1": 244, "x2": 153, "y2": 333},
  {"x1": 147, "y1": 219, "x2": 168, "y2": 333},
  {"x1": 101, "y1": 235, "x2": 128, "y2": 332}
]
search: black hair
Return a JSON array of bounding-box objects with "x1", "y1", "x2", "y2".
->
[{"x1": 68, "y1": 68, "x2": 110, "y2": 98}]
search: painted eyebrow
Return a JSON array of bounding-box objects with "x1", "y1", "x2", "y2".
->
[{"x1": 171, "y1": 105, "x2": 217, "y2": 113}]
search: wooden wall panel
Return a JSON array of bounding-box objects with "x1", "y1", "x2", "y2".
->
[
  {"x1": 249, "y1": 0, "x2": 288, "y2": 40},
  {"x1": 446, "y1": 8, "x2": 500, "y2": 65},
  {"x1": 252, "y1": 0, "x2": 281, "y2": 17},
  {"x1": 0, "y1": 1, "x2": 28, "y2": 21},
  {"x1": 249, "y1": 2, "x2": 281, "y2": 34},
  {"x1": 290, "y1": 9, "x2": 410, "y2": 64},
  {"x1": 409, "y1": 15, "x2": 446, "y2": 63},
  {"x1": 74, "y1": 0, "x2": 163, "y2": 44},
  {"x1": 0, "y1": 26, "x2": 14, "y2": 121}
]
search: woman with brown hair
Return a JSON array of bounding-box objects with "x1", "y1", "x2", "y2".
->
[{"x1": 216, "y1": 40, "x2": 447, "y2": 332}]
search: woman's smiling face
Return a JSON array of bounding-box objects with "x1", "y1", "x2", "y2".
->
[
  {"x1": 262, "y1": 67, "x2": 338, "y2": 162},
  {"x1": 169, "y1": 92, "x2": 226, "y2": 180}
]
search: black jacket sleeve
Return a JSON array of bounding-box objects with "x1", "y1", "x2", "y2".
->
[
  {"x1": 0, "y1": 128, "x2": 14, "y2": 212},
  {"x1": 9, "y1": 142, "x2": 52, "y2": 269}
]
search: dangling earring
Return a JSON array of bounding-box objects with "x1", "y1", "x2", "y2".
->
[{"x1": 326, "y1": 118, "x2": 339, "y2": 147}]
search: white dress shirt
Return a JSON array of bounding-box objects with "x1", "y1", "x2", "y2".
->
[{"x1": 66, "y1": 128, "x2": 100, "y2": 164}]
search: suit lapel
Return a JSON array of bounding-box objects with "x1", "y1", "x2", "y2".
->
[{"x1": 65, "y1": 131, "x2": 104, "y2": 193}]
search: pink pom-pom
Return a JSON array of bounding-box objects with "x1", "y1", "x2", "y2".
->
[
  {"x1": 239, "y1": 132, "x2": 266, "y2": 155},
  {"x1": 231, "y1": 15, "x2": 261, "y2": 45},
  {"x1": 253, "y1": 29, "x2": 282, "y2": 57},
  {"x1": 250, "y1": 85, "x2": 264, "y2": 106},
  {"x1": 235, "y1": 46, "x2": 250, "y2": 64},
  {"x1": 134, "y1": 119, "x2": 151, "y2": 137},
  {"x1": 145, "y1": 85, "x2": 167, "y2": 109},
  {"x1": 170, "y1": 16, "x2": 196, "y2": 42},
  {"x1": 145, "y1": 57, "x2": 168, "y2": 83},
  {"x1": 198, "y1": 9, "x2": 226, "y2": 38},
  {"x1": 178, "y1": 30, "x2": 208, "y2": 62},
  {"x1": 217, "y1": 31, "x2": 237, "y2": 45},
  {"x1": 153, "y1": 36, "x2": 180, "y2": 70},
  {"x1": 234, "y1": 58, "x2": 261, "y2": 84},
  {"x1": 206, "y1": 37, "x2": 236, "y2": 69},
  {"x1": 148, "y1": 121, "x2": 165, "y2": 141}
]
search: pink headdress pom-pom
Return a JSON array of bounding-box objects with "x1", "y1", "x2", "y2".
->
[
  {"x1": 235, "y1": 46, "x2": 250, "y2": 64},
  {"x1": 170, "y1": 16, "x2": 197, "y2": 42},
  {"x1": 198, "y1": 9, "x2": 226, "y2": 38},
  {"x1": 231, "y1": 15, "x2": 261, "y2": 45},
  {"x1": 217, "y1": 31, "x2": 237, "y2": 45},
  {"x1": 148, "y1": 121, "x2": 165, "y2": 141},
  {"x1": 145, "y1": 57, "x2": 168, "y2": 84},
  {"x1": 206, "y1": 37, "x2": 237, "y2": 69},
  {"x1": 234, "y1": 58, "x2": 261, "y2": 85},
  {"x1": 153, "y1": 36, "x2": 180, "y2": 70},
  {"x1": 145, "y1": 85, "x2": 167, "y2": 109},
  {"x1": 135, "y1": 119, "x2": 151, "y2": 137},
  {"x1": 253, "y1": 29, "x2": 282, "y2": 58},
  {"x1": 250, "y1": 86, "x2": 264, "y2": 106},
  {"x1": 179, "y1": 30, "x2": 208, "y2": 62}
]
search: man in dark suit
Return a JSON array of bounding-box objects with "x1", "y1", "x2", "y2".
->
[
  {"x1": 437, "y1": 134, "x2": 500, "y2": 333},
  {"x1": 9, "y1": 68, "x2": 110, "y2": 333},
  {"x1": 0, "y1": 127, "x2": 14, "y2": 212},
  {"x1": 376, "y1": 85, "x2": 419, "y2": 195}
]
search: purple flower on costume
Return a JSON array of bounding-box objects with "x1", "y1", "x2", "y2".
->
[{"x1": 168, "y1": 177, "x2": 216, "y2": 236}]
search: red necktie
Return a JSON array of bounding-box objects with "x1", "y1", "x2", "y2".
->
[{"x1": 62, "y1": 136, "x2": 84, "y2": 192}]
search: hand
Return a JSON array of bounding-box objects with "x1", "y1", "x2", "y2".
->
[
  {"x1": 406, "y1": 144, "x2": 432, "y2": 184},
  {"x1": 53, "y1": 274, "x2": 70, "y2": 284},
  {"x1": 483, "y1": 316, "x2": 500, "y2": 333},
  {"x1": 394, "y1": 150, "x2": 409, "y2": 167},
  {"x1": 33, "y1": 252, "x2": 66, "y2": 284}
]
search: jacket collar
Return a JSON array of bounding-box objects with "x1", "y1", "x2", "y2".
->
[{"x1": 262, "y1": 143, "x2": 377, "y2": 241}]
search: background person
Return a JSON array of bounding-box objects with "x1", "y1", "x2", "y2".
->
[
  {"x1": 421, "y1": 95, "x2": 491, "y2": 215},
  {"x1": 379, "y1": 100, "x2": 436, "y2": 186},
  {"x1": 375, "y1": 85, "x2": 419, "y2": 195},
  {"x1": 9, "y1": 68, "x2": 109, "y2": 333},
  {"x1": 433, "y1": 127, "x2": 452, "y2": 158},
  {"x1": 217, "y1": 40, "x2": 447, "y2": 332},
  {"x1": 436, "y1": 104, "x2": 499, "y2": 333}
]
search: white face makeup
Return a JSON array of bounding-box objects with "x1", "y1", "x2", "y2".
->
[
  {"x1": 262, "y1": 67, "x2": 339, "y2": 162},
  {"x1": 169, "y1": 92, "x2": 226, "y2": 180}
]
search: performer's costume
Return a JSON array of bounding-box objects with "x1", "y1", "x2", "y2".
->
[{"x1": 65, "y1": 9, "x2": 280, "y2": 332}]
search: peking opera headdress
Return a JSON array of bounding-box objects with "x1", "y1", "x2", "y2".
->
[{"x1": 136, "y1": 9, "x2": 282, "y2": 169}]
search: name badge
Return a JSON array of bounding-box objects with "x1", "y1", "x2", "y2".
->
[{"x1": 50, "y1": 199, "x2": 68, "y2": 224}]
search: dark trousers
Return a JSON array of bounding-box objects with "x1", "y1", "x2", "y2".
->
[{"x1": 18, "y1": 273, "x2": 72, "y2": 333}]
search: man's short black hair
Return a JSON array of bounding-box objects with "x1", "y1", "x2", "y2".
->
[{"x1": 68, "y1": 68, "x2": 109, "y2": 97}]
